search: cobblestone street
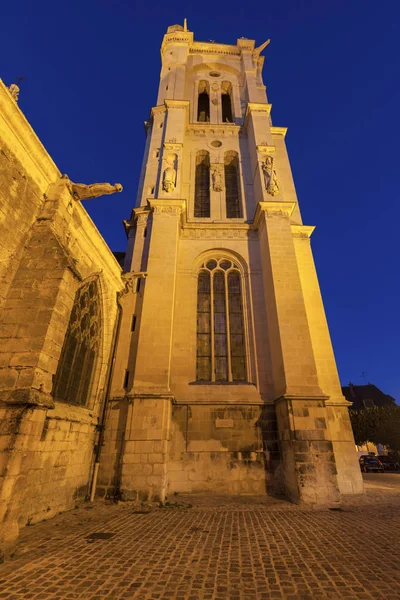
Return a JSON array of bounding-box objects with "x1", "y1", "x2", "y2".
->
[{"x1": 0, "y1": 479, "x2": 399, "y2": 600}]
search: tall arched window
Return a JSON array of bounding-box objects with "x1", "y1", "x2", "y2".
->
[
  {"x1": 194, "y1": 150, "x2": 210, "y2": 218},
  {"x1": 221, "y1": 81, "x2": 233, "y2": 123},
  {"x1": 53, "y1": 279, "x2": 101, "y2": 406},
  {"x1": 197, "y1": 81, "x2": 210, "y2": 122},
  {"x1": 196, "y1": 258, "x2": 247, "y2": 382},
  {"x1": 224, "y1": 151, "x2": 241, "y2": 218}
]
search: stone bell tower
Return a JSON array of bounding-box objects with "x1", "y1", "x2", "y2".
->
[{"x1": 99, "y1": 22, "x2": 363, "y2": 504}]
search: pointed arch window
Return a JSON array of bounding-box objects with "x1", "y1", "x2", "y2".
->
[
  {"x1": 53, "y1": 280, "x2": 101, "y2": 406},
  {"x1": 197, "y1": 80, "x2": 210, "y2": 122},
  {"x1": 224, "y1": 151, "x2": 241, "y2": 218},
  {"x1": 196, "y1": 258, "x2": 247, "y2": 382},
  {"x1": 194, "y1": 150, "x2": 210, "y2": 218},
  {"x1": 221, "y1": 81, "x2": 233, "y2": 123}
]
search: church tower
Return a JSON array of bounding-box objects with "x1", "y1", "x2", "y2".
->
[{"x1": 101, "y1": 23, "x2": 363, "y2": 504}]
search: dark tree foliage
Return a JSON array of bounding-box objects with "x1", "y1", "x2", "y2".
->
[{"x1": 349, "y1": 405, "x2": 400, "y2": 451}]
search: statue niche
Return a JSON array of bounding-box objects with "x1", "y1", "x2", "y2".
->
[
  {"x1": 262, "y1": 155, "x2": 279, "y2": 197},
  {"x1": 162, "y1": 153, "x2": 177, "y2": 193}
]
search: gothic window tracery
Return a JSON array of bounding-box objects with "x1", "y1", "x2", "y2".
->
[
  {"x1": 224, "y1": 151, "x2": 241, "y2": 218},
  {"x1": 53, "y1": 279, "x2": 101, "y2": 406},
  {"x1": 196, "y1": 258, "x2": 247, "y2": 382},
  {"x1": 194, "y1": 150, "x2": 210, "y2": 218}
]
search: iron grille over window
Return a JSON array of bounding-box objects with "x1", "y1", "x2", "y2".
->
[
  {"x1": 194, "y1": 150, "x2": 210, "y2": 218},
  {"x1": 224, "y1": 151, "x2": 241, "y2": 218},
  {"x1": 53, "y1": 280, "x2": 101, "y2": 406},
  {"x1": 196, "y1": 258, "x2": 247, "y2": 382}
]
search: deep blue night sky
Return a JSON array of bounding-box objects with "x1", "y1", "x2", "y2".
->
[{"x1": 2, "y1": 1, "x2": 399, "y2": 399}]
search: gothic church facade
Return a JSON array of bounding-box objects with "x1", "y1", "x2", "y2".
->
[{"x1": 0, "y1": 23, "x2": 362, "y2": 556}]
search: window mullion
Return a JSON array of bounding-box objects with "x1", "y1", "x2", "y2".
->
[
  {"x1": 210, "y1": 271, "x2": 215, "y2": 382},
  {"x1": 224, "y1": 271, "x2": 233, "y2": 382}
]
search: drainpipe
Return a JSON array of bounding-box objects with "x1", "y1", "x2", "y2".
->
[{"x1": 90, "y1": 301, "x2": 122, "y2": 502}]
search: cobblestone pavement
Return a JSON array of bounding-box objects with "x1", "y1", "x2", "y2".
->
[{"x1": 0, "y1": 481, "x2": 399, "y2": 599}]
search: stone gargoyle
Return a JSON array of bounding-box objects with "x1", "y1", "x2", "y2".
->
[{"x1": 46, "y1": 174, "x2": 123, "y2": 202}]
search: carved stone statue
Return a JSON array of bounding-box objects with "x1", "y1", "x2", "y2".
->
[
  {"x1": 211, "y1": 166, "x2": 223, "y2": 192},
  {"x1": 262, "y1": 156, "x2": 279, "y2": 196},
  {"x1": 163, "y1": 154, "x2": 177, "y2": 193},
  {"x1": 8, "y1": 84, "x2": 20, "y2": 102}
]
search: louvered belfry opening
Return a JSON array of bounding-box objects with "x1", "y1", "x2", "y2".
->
[
  {"x1": 224, "y1": 151, "x2": 241, "y2": 218},
  {"x1": 53, "y1": 279, "x2": 101, "y2": 406},
  {"x1": 197, "y1": 80, "x2": 210, "y2": 122},
  {"x1": 196, "y1": 258, "x2": 247, "y2": 382},
  {"x1": 221, "y1": 81, "x2": 233, "y2": 123},
  {"x1": 194, "y1": 150, "x2": 210, "y2": 217}
]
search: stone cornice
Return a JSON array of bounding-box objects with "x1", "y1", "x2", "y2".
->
[
  {"x1": 161, "y1": 32, "x2": 194, "y2": 55},
  {"x1": 190, "y1": 41, "x2": 240, "y2": 56},
  {"x1": 257, "y1": 144, "x2": 275, "y2": 155},
  {"x1": 186, "y1": 122, "x2": 240, "y2": 137},
  {"x1": 246, "y1": 103, "x2": 272, "y2": 117},
  {"x1": 148, "y1": 199, "x2": 186, "y2": 217},
  {"x1": 164, "y1": 99, "x2": 190, "y2": 111},
  {"x1": 0, "y1": 79, "x2": 60, "y2": 191},
  {"x1": 291, "y1": 225, "x2": 315, "y2": 239},
  {"x1": 150, "y1": 105, "x2": 167, "y2": 119},
  {"x1": 253, "y1": 201, "x2": 296, "y2": 227},
  {"x1": 271, "y1": 126, "x2": 288, "y2": 137},
  {"x1": 181, "y1": 226, "x2": 258, "y2": 241},
  {"x1": 123, "y1": 207, "x2": 151, "y2": 235}
]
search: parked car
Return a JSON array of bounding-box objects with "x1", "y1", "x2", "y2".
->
[
  {"x1": 359, "y1": 456, "x2": 384, "y2": 473},
  {"x1": 377, "y1": 455, "x2": 400, "y2": 471}
]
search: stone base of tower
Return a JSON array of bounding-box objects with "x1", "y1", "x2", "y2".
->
[
  {"x1": 167, "y1": 403, "x2": 284, "y2": 496},
  {"x1": 118, "y1": 395, "x2": 173, "y2": 503},
  {"x1": 275, "y1": 396, "x2": 340, "y2": 504},
  {"x1": 275, "y1": 396, "x2": 363, "y2": 504},
  {"x1": 99, "y1": 396, "x2": 363, "y2": 504}
]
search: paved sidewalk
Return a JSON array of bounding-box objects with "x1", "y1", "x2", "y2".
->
[{"x1": 0, "y1": 484, "x2": 399, "y2": 600}]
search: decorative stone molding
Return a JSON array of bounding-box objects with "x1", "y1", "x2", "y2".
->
[
  {"x1": 189, "y1": 42, "x2": 240, "y2": 56},
  {"x1": 186, "y1": 124, "x2": 240, "y2": 138},
  {"x1": 163, "y1": 142, "x2": 182, "y2": 152},
  {"x1": 181, "y1": 228, "x2": 258, "y2": 240},
  {"x1": 253, "y1": 201, "x2": 296, "y2": 227},
  {"x1": 291, "y1": 225, "x2": 316, "y2": 239},
  {"x1": 246, "y1": 103, "x2": 272, "y2": 117},
  {"x1": 257, "y1": 145, "x2": 275, "y2": 156},
  {"x1": 123, "y1": 207, "x2": 150, "y2": 234},
  {"x1": 150, "y1": 105, "x2": 167, "y2": 118},
  {"x1": 149, "y1": 199, "x2": 186, "y2": 217},
  {"x1": 164, "y1": 99, "x2": 190, "y2": 111},
  {"x1": 271, "y1": 126, "x2": 288, "y2": 137}
]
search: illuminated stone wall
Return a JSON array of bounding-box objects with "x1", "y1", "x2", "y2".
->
[{"x1": 0, "y1": 80, "x2": 123, "y2": 558}]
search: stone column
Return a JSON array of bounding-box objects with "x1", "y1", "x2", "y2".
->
[
  {"x1": 255, "y1": 202, "x2": 340, "y2": 504},
  {"x1": 292, "y1": 226, "x2": 363, "y2": 495}
]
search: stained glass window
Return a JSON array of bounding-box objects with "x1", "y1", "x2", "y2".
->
[
  {"x1": 53, "y1": 280, "x2": 101, "y2": 406},
  {"x1": 196, "y1": 259, "x2": 247, "y2": 382}
]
